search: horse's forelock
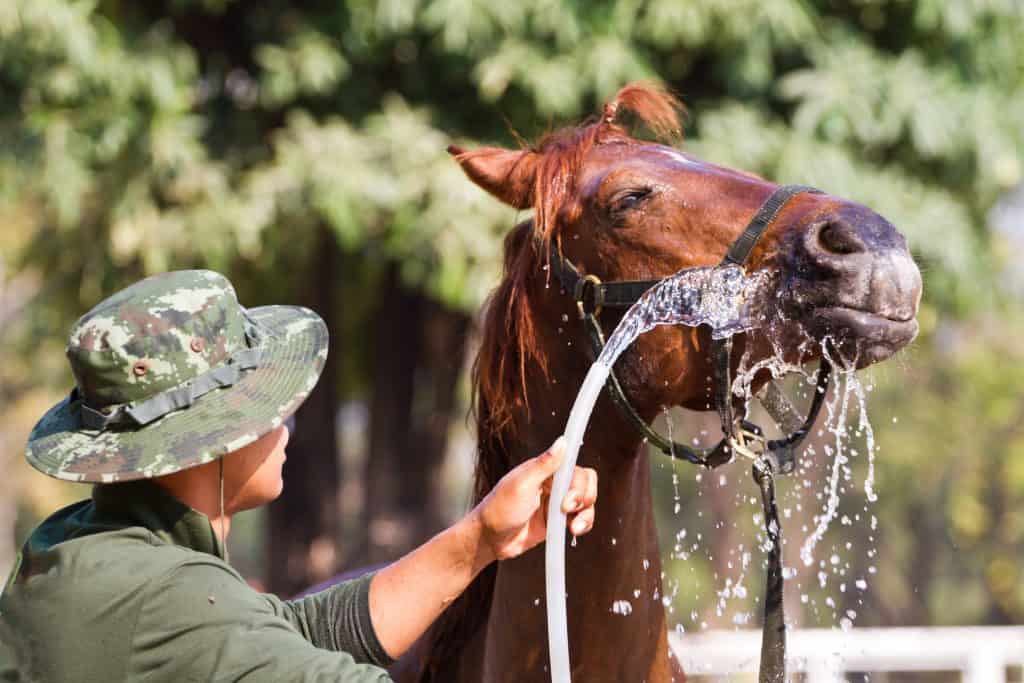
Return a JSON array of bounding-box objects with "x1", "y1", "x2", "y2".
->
[{"x1": 603, "y1": 81, "x2": 685, "y2": 141}]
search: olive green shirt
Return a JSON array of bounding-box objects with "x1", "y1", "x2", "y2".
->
[{"x1": 0, "y1": 480, "x2": 394, "y2": 682}]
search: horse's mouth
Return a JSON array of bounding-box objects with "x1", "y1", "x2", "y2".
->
[{"x1": 811, "y1": 305, "x2": 919, "y2": 367}]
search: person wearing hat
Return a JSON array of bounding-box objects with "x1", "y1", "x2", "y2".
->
[{"x1": 0, "y1": 270, "x2": 598, "y2": 682}]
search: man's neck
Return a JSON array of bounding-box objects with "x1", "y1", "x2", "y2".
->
[{"x1": 153, "y1": 460, "x2": 232, "y2": 543}]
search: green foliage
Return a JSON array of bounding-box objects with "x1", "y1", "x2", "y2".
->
[{"x1": 3, "y1": 0, "x2": 1021, "y2": 315}]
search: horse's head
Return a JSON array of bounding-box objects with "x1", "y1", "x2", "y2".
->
[{"x1": 455, "y1": 82, "x2": 921, "y2": 429}]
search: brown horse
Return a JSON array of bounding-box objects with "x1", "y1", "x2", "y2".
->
[{"x1": 392, "y1": 83, "x2": 921, "y2": 683}]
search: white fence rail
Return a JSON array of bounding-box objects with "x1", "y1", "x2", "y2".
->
[{"x1": 672, "y1": 627, "x2": 1024, "y2": 682}]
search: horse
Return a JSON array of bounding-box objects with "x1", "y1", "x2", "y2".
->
[{"x1": 389, "y1": 82, "x2": 922, "y2": 683}]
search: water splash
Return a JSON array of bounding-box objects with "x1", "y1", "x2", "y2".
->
[
  {"x1": 666, "y1": 330, "x2": 883, "y2": 640},
  {"x1": 548, "y1": 257, "x2": 888, "y2": 680},
  {"x1": 799, "y1": 343, "x2": 875, "y2": 569},
  {"x1": 731, "y1": 325, "x2": 817, "y2": 405},
  {"x1": 546, "y1": 265, "x2": 776, "y2": 683},
  {"x1": 598, "y1": 265, "x2": 773, "y2": 365},
  {"x1": 610, "y1": 600, "x2": 633, "y2": 616}
]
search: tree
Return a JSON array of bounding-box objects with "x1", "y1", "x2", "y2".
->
[{"x1": 1, "y1": 0, "x2": 1021, "y2": 626}]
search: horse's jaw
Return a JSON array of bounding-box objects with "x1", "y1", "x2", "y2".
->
[{"x1": 809, "y1": 306, "x2": 919, "y2": 367}]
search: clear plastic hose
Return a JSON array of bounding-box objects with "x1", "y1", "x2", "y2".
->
[{"x1": 544, "y1": 361, "x2": 610, "y2": 683}]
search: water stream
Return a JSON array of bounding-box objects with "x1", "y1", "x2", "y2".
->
[
  {"x1": 545, "y1": 264, "x2": 775, "y2": 683},
  {"x1": 545, "y1": 260, "x2": 887, "y2": 681},
  {"x1": 666, "y1": 338, "x2": 882, "y2": 643}
]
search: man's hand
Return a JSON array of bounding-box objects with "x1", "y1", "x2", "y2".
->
[
  {"x1": 369, "y1": 436, "x2": 598, "y2": 660},
  {"x1": 473, "y1": 436, "x2": 598, "y2": 563}
]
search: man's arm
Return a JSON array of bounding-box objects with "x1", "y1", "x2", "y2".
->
[
  {"x1": 274, "y1": 572, "x2": 393, "y2": 667},
  {"x1": 368, "y1": 437, "x2": 598, "y2": 660}
]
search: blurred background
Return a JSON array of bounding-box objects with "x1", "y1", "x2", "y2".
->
[{"x1": 1, "y1": 0, "x2": 1022, "y2": 677}]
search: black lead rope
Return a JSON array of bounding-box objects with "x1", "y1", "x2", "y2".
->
[
  {"x1": 549, "y1": 184, "x2": 831, "y2": 683},
  {"x1": 754, "y1": 459, "x2": 786, "y2": 683}
]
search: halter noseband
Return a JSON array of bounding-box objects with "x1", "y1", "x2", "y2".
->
[{"x1": 549, "y1": 184, "x2": 832, "y2": 473}]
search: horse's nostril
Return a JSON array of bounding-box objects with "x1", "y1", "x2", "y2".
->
[{"x1": 817, "y1": 221, "x2": 864, "y2": 256}]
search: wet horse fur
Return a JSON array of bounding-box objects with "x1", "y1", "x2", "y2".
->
[{"x1": 386, "y1": 83, "x2": 921, "y2": 683}]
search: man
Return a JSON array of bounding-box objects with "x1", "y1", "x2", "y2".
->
[{"x1": 0, "y1": 270, "x2": 598, "y2": 682}]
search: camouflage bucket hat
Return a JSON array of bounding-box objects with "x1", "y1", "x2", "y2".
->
[{"x1": 25, "y1": 270, "x2": 328, "y2": 482}]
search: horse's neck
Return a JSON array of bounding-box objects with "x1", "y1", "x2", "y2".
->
[
  {"x1": 480, "y1": 289, "x2": 675, "y2": 681},
  {"x1": 511, "y1": 270, "x2": 664, "y2": 574},
  {"x1": 484, "y1": 412, "x2": 673, "y2": 680}
]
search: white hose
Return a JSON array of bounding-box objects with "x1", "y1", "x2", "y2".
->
[{"x1": 544, "y1": 361, "x2": 611, "y2": 683}]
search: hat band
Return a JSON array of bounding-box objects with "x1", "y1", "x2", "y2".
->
[{"x1": 76, "y1": 345, "x2": 265, "y2": 431}]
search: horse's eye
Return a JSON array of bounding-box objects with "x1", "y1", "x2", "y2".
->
[{"x1": 611, "y1": 188, "x2": 652, "y2": 214}]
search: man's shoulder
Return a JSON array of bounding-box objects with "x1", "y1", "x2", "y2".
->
[
  {"x1": 60, "y1": 522, "x2": 206, "y2": 571},
  {"x1": 10, "y1": 519, "x2": 235, "y2": 608},
  {"x1": 0, "y1": 526, "x2": 232, "y2": 683}
]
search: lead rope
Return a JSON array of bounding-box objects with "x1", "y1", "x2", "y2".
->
[
  {"x1": 753, "y1": 458, "x2": 786, "y2": 682},
  {"x1": 219, "y1": 457, "x2": 229, "y2": 564}
]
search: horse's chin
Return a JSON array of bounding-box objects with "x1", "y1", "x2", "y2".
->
[{"x1": 809, "y1": 306, "x2": 918, "y2": 368}]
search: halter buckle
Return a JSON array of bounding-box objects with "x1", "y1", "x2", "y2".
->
[
  {"x1": 728, "y1": 422, "x2": 767, "y2": 462},
  {"x1": 573, "y1": 274, "x2": 604, "y2": 319}
]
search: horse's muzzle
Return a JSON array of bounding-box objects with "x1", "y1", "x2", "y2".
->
[{"x1": 783, "y1": 206, "x2": 923, "y2": 366}]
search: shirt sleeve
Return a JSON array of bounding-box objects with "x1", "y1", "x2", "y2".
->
[
  {"x1": 268, "y1": 572, "x2": 393, "y2": 668},
  {"x1": 128, "y1": 559, "x2": 394, "y2": 683}
]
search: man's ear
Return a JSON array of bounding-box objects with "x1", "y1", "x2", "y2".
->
[{"x1": 448, "y1": 145, "x2": 537, "y2": 210}]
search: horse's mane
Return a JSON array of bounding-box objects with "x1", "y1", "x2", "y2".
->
[
  {"x1": 415, "y1": 83, "x2": 683, "y2": 681},
  {"x1": 475, "y1": 82, "x2": 683, "y2": 469}
]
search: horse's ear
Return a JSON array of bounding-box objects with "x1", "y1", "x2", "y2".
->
[{"x1": 448, "y1": 145, "x2": 536, "y2": 209}]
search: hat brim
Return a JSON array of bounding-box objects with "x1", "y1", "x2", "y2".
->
[{"x1": 25, "y1": 305, "x2": 328, "y2": 483}]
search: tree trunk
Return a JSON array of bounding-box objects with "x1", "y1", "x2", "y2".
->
[
  {"x1": 402, "y1": 299, "x2": 470, "y2": 542},
  {"x1": 357, "y1": 263, "x2": 469, "y2": 566},
  {"x1": 267, "y1": 222, "x2": 342, "y2": 597}
]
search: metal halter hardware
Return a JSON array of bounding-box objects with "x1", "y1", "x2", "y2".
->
[{"x1": 549, "y1": 184, "x2": 832, "y2": 683}]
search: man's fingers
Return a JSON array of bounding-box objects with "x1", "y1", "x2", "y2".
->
[
  {"x1": 512, "y1": 435, "x2": 567, "y2": 490},
  {"x1": 561, "y1": 466, "x2": 598, "y2": 513},
  {"x1": 569, "y1": 507, "x2": 595, "y2": 536}
]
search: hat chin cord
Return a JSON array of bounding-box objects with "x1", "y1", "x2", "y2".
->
[{"x1": 219, "y1": 457, "x2": 229, "y2": 563}]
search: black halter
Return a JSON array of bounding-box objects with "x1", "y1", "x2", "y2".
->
[
  {"x1": 549, "y1": 184, "x2": 832, "y2": 472},
  {"x1": 549, "y1": 184, "x2": 832, "y2": 683}
]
